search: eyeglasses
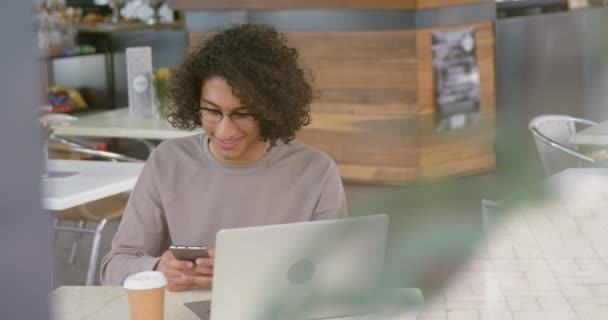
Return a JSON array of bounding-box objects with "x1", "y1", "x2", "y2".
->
[{"x1": 198, "y1": 107, "x2": 259, "y2": 128}]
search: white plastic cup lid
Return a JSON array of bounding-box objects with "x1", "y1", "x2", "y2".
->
[{"x1": 123, "y1": 271, "x2": 167, "y2": 290}]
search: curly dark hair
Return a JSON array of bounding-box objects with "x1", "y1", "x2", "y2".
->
[{"x1": 167, "y1": 24, "x2": 313, "y2": 146}]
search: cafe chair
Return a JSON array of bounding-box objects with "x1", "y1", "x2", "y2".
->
[
  {"x1": 49, "y1": 136, "x2": 143, "y2": 286},
  {"x1": 49, "y1": 135, "x2": 152, "y2": 162},
  {"x1": 528, "y1": 115, "x2": 598, "y2": 176},
  {"x1": 52, "y1": 194, "x2": 128, "y2": 286}
]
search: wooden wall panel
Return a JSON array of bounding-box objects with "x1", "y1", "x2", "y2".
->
[
  {"x1": 338, "y1": 164, "x2": 418, "y2": 185},
  {"x1": 296, "y1": 112, "x2": 496, "y2": 184},
  {"x1": 310, "y1": 99, "x2": 417, "y2": 115},
  {"x1": 418, "y1": 153, "x2": 496, "y2": 180},
  {"x1": 296, "y1": 112, "x2": 420, "y2": 168},
  {"x1": 287, "y1": 32, "x2": 418, "y2": 115},
  {"x1": 189, "y1": 31, "x2": 419, "y2": 115},
  {"x1": 416, "y1": 115, "x2": 496, "y2": 145},
  {"x1": 419, "y1": 137, "x2": 495, "y2": 167}
]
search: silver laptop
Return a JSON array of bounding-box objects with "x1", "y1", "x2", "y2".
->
[{"x1": 209, "y1": 214, "x2": 389, "y2": 320}]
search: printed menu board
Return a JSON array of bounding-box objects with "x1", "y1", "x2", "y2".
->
[{"x1": 432, "y1": 27, "x2": 481, "y2": 132}]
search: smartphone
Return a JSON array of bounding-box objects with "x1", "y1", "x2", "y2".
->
[{"x1": 169, "y1": 245, "x2": 209, "y2": 262}]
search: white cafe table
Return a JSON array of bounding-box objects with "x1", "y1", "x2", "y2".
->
[
  {"x1": 50, "y1": 286, "x2": 424, "y2": 320},
  {"x1": 42, "y1": 159, "x2": 144, "y2": 211},
  {"x1": 50, "y1": 108, "x2": 203, "y2": 140},
  {"x1": 569, "y1": 120, "x2": 608, "y2": 146},
  {"x1": 43, "y1": 159, "x2": 144, "y2": 286}
]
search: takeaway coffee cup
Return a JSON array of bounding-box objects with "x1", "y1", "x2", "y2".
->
[{"x1": 123, "y1": 271, "x2": 167, "y2": 320}]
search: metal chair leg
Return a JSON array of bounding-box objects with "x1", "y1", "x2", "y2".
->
[
  {"x1": 51, "y1": 218, "x2": 61, "y2": 243},
  {"x1": 85, "y1": 219, "x2": 108, "y2": 286},
  {"x1": 68, "y1": 220, "x2": 86, "y2": 265}
]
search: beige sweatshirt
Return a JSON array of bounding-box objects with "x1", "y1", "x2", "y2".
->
[{"x1": 100, "y1": 133, "x2": 347, "y2": 285}]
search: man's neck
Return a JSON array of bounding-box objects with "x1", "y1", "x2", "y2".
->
[{"x1": 208, "y1": 138, "x2": 272, "y2": 166}]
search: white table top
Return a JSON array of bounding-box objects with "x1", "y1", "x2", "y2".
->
[
  {"x1": 42, "y1": 160, "x2": 144, "y2": 211},
  {"x1": 569, "y1": 120, "x2": 608, "y2": 146},
  {"x1": 50, "y1": 286, "x2": 424, "y2": 320},
  {"x1": 50, "y1": 108, "x2": 203, "y2": 140},
  {"x1": 418, "y1": 168, "x2": 608, "y2": 319}
]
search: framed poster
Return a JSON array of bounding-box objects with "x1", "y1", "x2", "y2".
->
[{"x1": 432, "y1": 27, "x2": 480, "y2": 132}]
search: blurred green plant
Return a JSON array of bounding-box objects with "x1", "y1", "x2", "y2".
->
[{"x1": 154, "y1": 67, "x2": 170, "y2": 116}]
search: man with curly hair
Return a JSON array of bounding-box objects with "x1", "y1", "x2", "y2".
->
[{"x1": 100, "y1": 24, "x2": 347, "y2": 291}]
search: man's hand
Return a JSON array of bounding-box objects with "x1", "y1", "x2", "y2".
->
[{"x1": 155, "y1": 249, "x2": 216, "y2": 292}]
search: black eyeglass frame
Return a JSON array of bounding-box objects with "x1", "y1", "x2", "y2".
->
[{"x1": 197, "y1": 106, "x2": 260, "y2": 125}]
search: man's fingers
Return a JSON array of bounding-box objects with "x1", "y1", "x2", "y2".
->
[
  {"x1": 158, "y1": 249, "x2": 213, "y2": 289},
  {"x1": 160, "y1": 250, "x2": 195, "y2": 270},
  {"x1": 166, "y1": 258, "x2": 194, "y2": 270},
  {"x1": 168, "y1": 274, "x2": 196, "y2": 286},
  {"x1": 195, "y1": 257, "x2": 214, "y2": 267},
  {"x1": 187, "y1": 266, "x2": 213, "y2": 276},
  {"x1": 157, "y1": 250, "x2": 198, "y2": 284},
  {"x1": 160, "y1": 265, "x2": 187, "y2": 278},
  {"x1": 166, "y1": 283, "x2": 194, "y2": 292},
  {"x1": 181, "y1": 274, "x2": 213, "y2": 287}
]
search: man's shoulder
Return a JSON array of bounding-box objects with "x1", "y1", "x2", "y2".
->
[
  {"x1": 148, "y1": 133, "x2": 204, "y2": 166},
  {"x1": 154, "y1": 134, "x2": 202, "y2": 156},
  {"x1": 277, "y1": 140, "x2": 335, "y2": 170}
]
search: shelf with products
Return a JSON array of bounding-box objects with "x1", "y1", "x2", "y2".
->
[
  {"x1": 41, "y1": 21, "x2": 186, "y2": 114},
  {"x1": 38, "y1": 0, "x2": 185, "y2": 112},
  {"x1": 40, "y1": 45, "x2": 98, "y2": 60}
]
